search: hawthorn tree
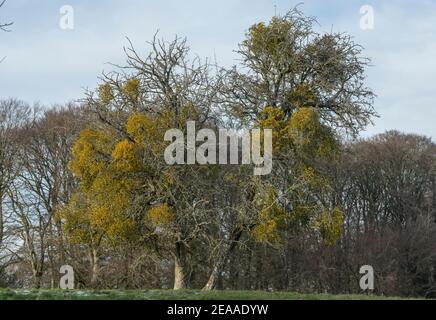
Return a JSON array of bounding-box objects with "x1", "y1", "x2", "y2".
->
[
  {"x1": 202, "y1": 8, "x2": 377, "y2": 289},
  {"x1": 62, "y1": 35, "x2": 224, "y2": 289},
  {"x1": 223, "y1": 8, "x2": 376, "y2": 134}
]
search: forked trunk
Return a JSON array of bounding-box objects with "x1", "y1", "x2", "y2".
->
[
  {"x1": 203, "y1": 229, "x2": 243, "y2": 291},
  {"x1": 0, "y1": 191, "x2": 4, "y2": 247},
  {"x1": 203, "y1": 261, "x2": 223, "y2": 290}
]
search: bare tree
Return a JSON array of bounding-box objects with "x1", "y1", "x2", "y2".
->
[
  {"x1": 0, "y1": 99, "x2": 30, "y2": 267},
  {"x1": 7, "y1": 105, "x2": 84, "y2": 288},
  {"x1": 81, "y1": 35, "x2": 224, "y2": 290}
]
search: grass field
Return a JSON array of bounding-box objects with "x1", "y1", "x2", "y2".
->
[{"x1": 0, "y1": 289, "x2": 415, "y2": 300}]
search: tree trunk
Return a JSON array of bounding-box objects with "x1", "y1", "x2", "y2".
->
[
  {"x1": 0, "y1": 191, "x2": 4, "y2": 247},
  {"x1": 203, "y1": 229, "x2": 243, "y2": 291},
  {"x1": 89, "y1": 248, "x2": 99, "y2": 287},
  {"x1": 173, "y1": 242, "x2": 190, "y2": 290},
  {"x1": 33, "y1": 276, "x2": 42, "y2": 289},
  {"x1": 32, "y1": 269, "x2": 43, "y2": 289},
  {"x1": 203, "y1": 260, "x2": 224, "y2": 290}
]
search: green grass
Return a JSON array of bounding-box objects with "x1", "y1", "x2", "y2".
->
[{"x1": 0, "y1": 288, "x2": 417, "y2": 300}]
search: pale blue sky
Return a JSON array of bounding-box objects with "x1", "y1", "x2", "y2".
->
[{"x1": 0, "y1": 0, "x2": 435, "y2": 138}]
